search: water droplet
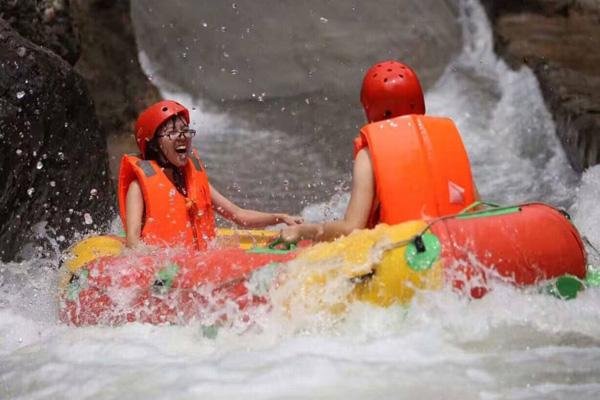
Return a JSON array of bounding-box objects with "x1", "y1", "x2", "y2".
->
[
  {"x1": 201, "y1": 22, "x2": 208, "y2": 28},
  {"x1": 83, "y1": 213, "x2": 93, "y2": 225},
  {"x1": 90, "y1": 188, "x2": 98, "y2": 196},
  {"x1": 230, "y1": 69, "x2": 238, "y2": 75},
  {"x1": 220, "y1": 26, "x2": 227, "y2": 32},
  {"x1": 27, "y1": 188, "x2": 35, "y2": 197},
  {"x1": 57, "y1": 152, "x2": 65, "y2": 160},
  {"x1": 305, "y1": 98, "x2": 310, "y2": 105},
  {"x1": 232, "y1": 3, "x2": 237, "y2": 9},
  {"x1": 319, "y1": 17, "x2": 328, "y2": 23},
  {"x1": 16, "y1": 149, "x2": 22, "y2": 155},
  {"x1": 36, "y1": 161, "x2": 43, "y2": 169},
  {"x1": 16, "y1": 47, "x2": 26, "y2": 57},
  {"x1": 16, "y1": 91, "x2": 25, "y2": 99},
  {"x1": 64, "y1": 122, "x2": 69, "y2": 128},
  {"x1": 50, "y1": 181, "x2": 56, "y2": 187}
]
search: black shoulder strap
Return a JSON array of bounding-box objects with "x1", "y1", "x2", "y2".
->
[
  {"x1": 136, "y1": 160, "x2": 156, "y2": 177},
  {"x1": 190, "y1": 154, "x2": 203, "y2": 171}
]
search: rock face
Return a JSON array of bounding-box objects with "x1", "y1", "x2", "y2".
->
[
  {"x1": 0, "y1": 0, "x2": 79, "y2": 64},
  {"x1": 482, "y1": 0, "x2": 600, "y2": 172},
  {"x1": 0, "y1": 0, "x2": 159, "y2": 261},
  {"x1": 0, "y1": 18, "x2": 114, "y2": 261},
  {"x1": 70, "y1": 0, "x2": 160, "y2": 176}
]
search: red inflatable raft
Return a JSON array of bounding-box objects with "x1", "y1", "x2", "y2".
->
[
  {"x1": 59, "y1": 203, "x2": 588, "y2": 325},
  {"x1": 433, "y1": 202, "x2": 586, "y2": 298},
  {"x1": 59, "y1": 236, "x2": 297, "y2": 326}
]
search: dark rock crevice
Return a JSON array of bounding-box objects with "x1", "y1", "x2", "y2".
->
[{"x1": 71, "y1": 0, "x2": 159, "y2": 139}]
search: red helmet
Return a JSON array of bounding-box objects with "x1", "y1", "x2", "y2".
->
[
  {"x1": 134, "y1": 100, "x2": 190, "y2": 157},
  {"x1": 360, "y1": 60, "x2": 425, "y2": 123}
]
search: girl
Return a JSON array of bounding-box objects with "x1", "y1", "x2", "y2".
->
[{"x1": 120, "y1": 100, "x2": 301, "y2": 249}]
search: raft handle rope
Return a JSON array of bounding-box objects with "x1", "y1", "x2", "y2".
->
[{"x1": 381, "y1": 201, "x2": 550, "y2": 273}]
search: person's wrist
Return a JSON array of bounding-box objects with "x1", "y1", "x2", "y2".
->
[{"x1": 314, "y1": 223, "x2": 324, "y2": 239}]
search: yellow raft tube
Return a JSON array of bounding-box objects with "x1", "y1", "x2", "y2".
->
[{"x1": 61, "y1": 222, "x2": 443, "y2": 308}]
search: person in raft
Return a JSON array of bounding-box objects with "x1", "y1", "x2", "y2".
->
[
  {"x1": 119, "y1": 100, "x2": 302, "y2": 249},
  {"x1": 281, "y1": 60, "x2": 479, "y2": 243}
]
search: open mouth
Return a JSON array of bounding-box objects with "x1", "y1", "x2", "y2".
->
[{"x1": 175, "y1": 145, "x2": 188, "y2": 154}]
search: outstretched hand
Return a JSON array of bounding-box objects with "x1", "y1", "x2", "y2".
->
[
  {"x1": 277, "y1": 214, "x2": 303, "y2": 226},
  {"x1": 280, "y1": 224, "x2": 303, "y2": 243}
]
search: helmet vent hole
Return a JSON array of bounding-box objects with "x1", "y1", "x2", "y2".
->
[
  {"x1": 387, "y1": 68, "x2": 392, "y2": 72},
  {"x1": 398, "y1": 74, "x2": 404, "y2": 78},
  {"x1": 383, "y1": 78, "x2": 388, "y2": 83},
  {"x1": 384, "y1": 110, "x2": 392, "y2": 118},
  {"x1": 162, "y1": 107, "x2": 168, "y2": 112},
  {"x1": 373, "y1": 73, "x2": 378, "y2": 78}
]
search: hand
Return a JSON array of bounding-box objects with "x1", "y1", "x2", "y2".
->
[
  {"x1": 277, "y1": 213, "x2": 303, "y2": 226},
  {"x1": 280, "y1": 225, "x2": 303, "y2": 243}
]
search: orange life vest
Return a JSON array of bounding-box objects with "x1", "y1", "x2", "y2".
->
[
  {"x1": 117, "y1": 151, "x2": 216, "y2": 250},
  {"x1": 353, "y1": 114, "x2": 476, "y2": 227}
]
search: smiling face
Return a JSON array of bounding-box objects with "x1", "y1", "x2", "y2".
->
[{"x1": 156, "y1": 115, "x2": 192, "y2": 168}]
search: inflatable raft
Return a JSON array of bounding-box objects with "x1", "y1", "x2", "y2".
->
[
  {"x1": 59, "y1": 203, "x2": 587, "y2": 326},
  {"x1": 59, "y1": 229, "x2": 297, "y2": 325},
  {"x1": 295, "y1": 202, "x2": 586, "y2": 308}
]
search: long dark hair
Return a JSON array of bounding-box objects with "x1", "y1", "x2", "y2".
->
[{"x1": 144, "y1": 135, "x2": 163, "y2": 163}]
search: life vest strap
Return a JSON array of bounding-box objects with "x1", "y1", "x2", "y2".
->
[{"x1": 136, "y1": 160, "x2": 156, "y2": 177}]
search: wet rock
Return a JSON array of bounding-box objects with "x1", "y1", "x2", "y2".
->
[
  {"x1": 0, "y1": 0, "x2": 80, "y2": 65},
  {"x1": 0, "y1": 19, "x2": 114, "y2": 261},
  {"x1": 482, "y1": 0, "x2": 600, "y2": 172}
]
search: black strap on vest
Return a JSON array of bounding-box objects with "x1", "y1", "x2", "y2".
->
[
  {"x1": 190, "y1": 155, "x2": 203, "y2": 171},
  {"x1": 136, "y1": 160, "x2": 156, "y2": 177}
]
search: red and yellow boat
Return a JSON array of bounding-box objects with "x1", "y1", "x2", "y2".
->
[{"x1": 59, "y1": 203, "x2": 587, "y2": 326}]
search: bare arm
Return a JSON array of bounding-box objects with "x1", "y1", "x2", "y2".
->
[
  {"x1": 125, "y1": 179, "x2": 144, "y2": 248},
  {"x1": 210, "y1": 184, "x2": 302, "y2": 228},
  {"x1": 281, "y1": 148, "x2": 375, "y2": 242}
]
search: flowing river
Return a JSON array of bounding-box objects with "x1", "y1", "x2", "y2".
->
[{"x1": 1, "y1": 0, "x2": 600, "y2": 399}]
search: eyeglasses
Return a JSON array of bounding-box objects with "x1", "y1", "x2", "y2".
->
[{"x1": 157, "y1": 128, "x2": 196, "y2": 140}]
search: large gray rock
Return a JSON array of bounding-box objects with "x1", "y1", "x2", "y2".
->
[
  {"x1": 482, "y1": 0, "x2": 600, "y2": 172},
  {"x1": 132, "y1": 0, "x2": 461, "y2": 102},
  {"x1": 0, "y1": 19, "x2": 114, "y2": 261}
]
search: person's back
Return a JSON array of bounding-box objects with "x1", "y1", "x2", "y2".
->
[{"x1": 281, "y1": 60, "x2": 478, "y2": 243}]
